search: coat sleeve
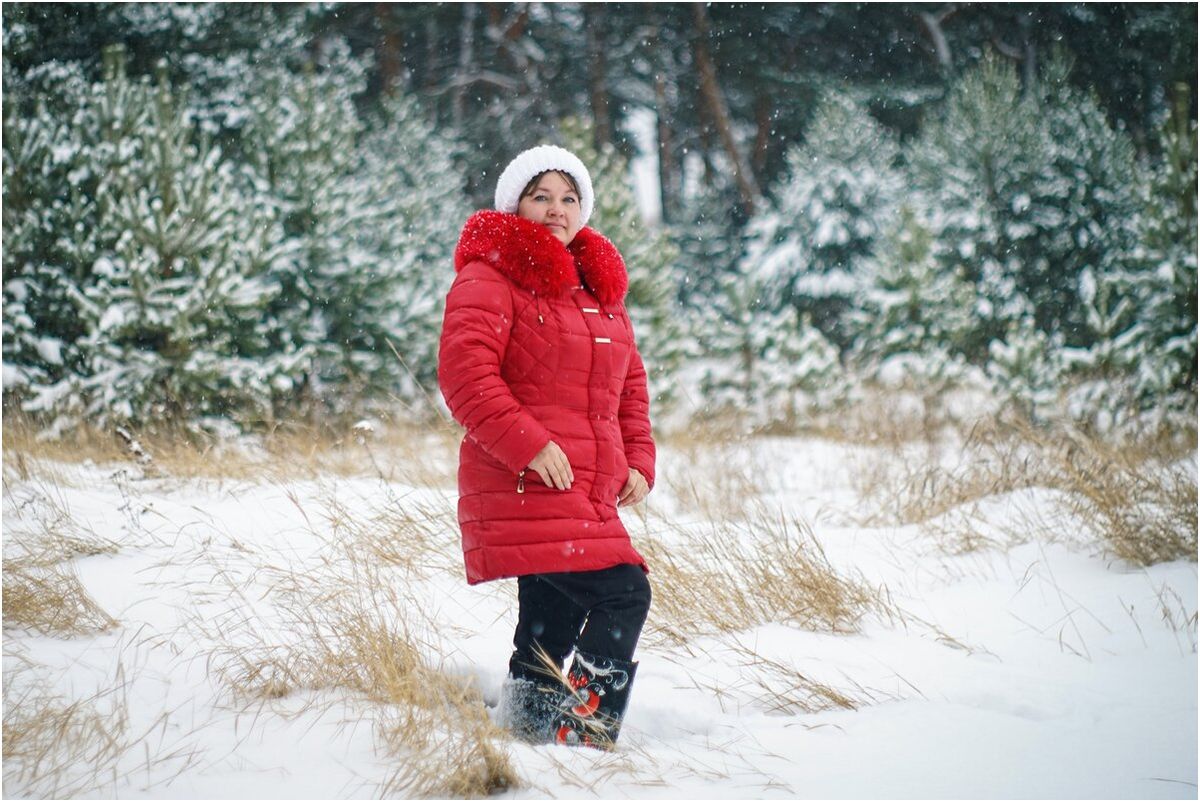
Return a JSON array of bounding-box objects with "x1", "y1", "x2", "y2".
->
[
  {"x1": 618, "y1": 326, "x2": 656, "y2": 491},
  {"x1": 438, "y1": 262, "x2": 552, "y2": 474}
]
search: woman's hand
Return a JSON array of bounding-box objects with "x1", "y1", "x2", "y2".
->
[
  {"x1": 528, "y1": 441, "x2": 574, "y2": 490},
  {"x1": 617, "y1": 468, "x2": 649, "y2": 507}
]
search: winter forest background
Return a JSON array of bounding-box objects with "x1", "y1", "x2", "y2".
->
[
  {"x1": 2, "y1": 2, "x2": 1197, "y2": 437},
  {"x1": 3, "y1": 5, "x2": 1197, "y2": 798}
]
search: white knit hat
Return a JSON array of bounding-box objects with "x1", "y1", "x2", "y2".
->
[{"x1": 494, "y1": 145, "x2": 594, "y2": 227}]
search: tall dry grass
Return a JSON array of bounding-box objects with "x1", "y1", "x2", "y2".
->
[
  {"x1": 2, "y1": 560, "x2": 118, "y2": 635},
  {"x1": 658, "y1": 425, "x2": 763, "y2": 523},
  {"x1": 662, "y1": 642, "x2": 884, "y2": 718},
  {"x1": 1, "y1": 410, "x2": 461, "y2": 486},
  {"x1": 2, "y1": 475, "x2": 120, "y2": 635},
  {"x1": 848, "y1": 413, "x2": 1197, "y2": 566},
  {"x1": 3, "y1": 666, "x2": 132, "y2": 798},
  {"x1": 193, "y1": 500, "x2": 519, "y2": 798},
  {"x1": 1045, "y1": 425, "x2": 1196, "y2": 566},
  {"x1": 2, "y1": 659, "x2": 205, "y2": 798},
  {"x1": 640, "y1": 506, "x2": 897, "y2": 649},
  {"x1": 5, "y1": 413, "x2": 502, "y2": 798},
  {"x1": 9, "y1": 392, "x2": 1191, "y2": 797}
]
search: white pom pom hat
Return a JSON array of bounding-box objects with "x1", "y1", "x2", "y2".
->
[{"x1": 494, "y1": 145, "x2": 594, "y2": 227}]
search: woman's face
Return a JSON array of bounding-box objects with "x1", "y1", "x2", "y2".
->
[{"x1": 517, "y1": 171, "x2": 582, "y2": 245}]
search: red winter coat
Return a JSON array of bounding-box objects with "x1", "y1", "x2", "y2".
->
[{"x1": 438, "y1": 210, "x2": 655, "y2": 585}]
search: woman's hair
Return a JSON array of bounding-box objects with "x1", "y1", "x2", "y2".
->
[{"x1": 519, "y1": 170, "x2": 581, "y2": 200}]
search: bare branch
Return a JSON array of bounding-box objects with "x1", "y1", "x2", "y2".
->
[
  {"x1": 916, "y1": 4, "x2": 958, "y2": 70},
  {"x1": 990, "y1": 33, "x2": 1023, "y2": 62},
  {"x1": 426, "y1": 71, "x2": 521, "y2": 96}
]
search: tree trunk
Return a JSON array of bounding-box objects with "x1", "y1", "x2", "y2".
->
[
  {"x1": 452, "y1": 3, "x2": 477, "y2": 131},
  {"x1": 646, "y1": 21, "x2": 677, "y2": 222},
  {"x1": 584, "y1": 4, "x2": 612, "y2": 151},
  {"x1": 655, "y1": 68, "x2": 676, "y2": 223},
  {"x1": 753, "y1": 93, "x2": 771, "y2": 177},
  {"x1": 376, "y1": 3, "x2": 404, "y2": 95},
  {"x1": 691, "y1": 2, "x2": 759, "y2": 213}
]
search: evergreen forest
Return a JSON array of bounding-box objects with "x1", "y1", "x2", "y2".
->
[{"x1": 3, "y1": 2, "x2": 1196, "y2": 437}]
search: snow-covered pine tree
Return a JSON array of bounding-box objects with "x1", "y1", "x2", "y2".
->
[
  {"x1": 698, "y1": 264, "x2": 848, "y2": 430},
  {"x1": 1037, "y1": 53, "x2": 1141, "y2": 346},
  {"x1": 741, "y1": 91, "x2": 902, "y2": 353},
  {"x1": 30, "y1": 49, "x2": 294, "y2": 431},
  {"x1": 852, "y1": 206, "x2": 974, "y2": 394},
  {"x1": 559, "y1": 119, "x2": 686, "y2": 408},
  {"x1": 671, "y1": 161, "x2": 749, "y2": 310},
  {"x1": 907, "y1": 54, "x2": 1052, "y2": 361},
  {"x1": 666, "y1": 167, "x2": 750, "y2": 419},
  {"x1": 910, "y1": 52, "x2": 1143, "y2": 364},
  {"x1": 1123, "y1": 86, "x2": 1197, "y2": 411},
  {"x1": 2, "y1": 55, "x2": 94, "y2": 398},
  {"x1": 1058, "y1": 266, "x2": 1144, "y2": 428},
  {"x1": 695, "y1": 266, "x2": 758, "y2": 423},
  {"x1": 986, "y1": 317, "x2": 1063, "y2": 422},
  {"x1": 355, "y1": 89, "x2": 469, "y2": 414},
  {"x1": 753, "y1": 308, "x2": 848, "y2": 427},
  {"x1": 241, "y1": 41, "x2": 399, "y2": 416}
]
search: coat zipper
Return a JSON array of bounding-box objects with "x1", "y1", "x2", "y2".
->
[{"x1": 517, "y1": 469, "x2": 526, "y2": 494}]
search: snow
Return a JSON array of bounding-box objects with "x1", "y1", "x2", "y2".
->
[{"x1": 3, "y1": 434, "x2": 1195, "y2": 799}]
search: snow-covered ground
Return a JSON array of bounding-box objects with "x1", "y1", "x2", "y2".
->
[{"x1": 3, "y1": 430, "x2": 1196, "y2": 799}]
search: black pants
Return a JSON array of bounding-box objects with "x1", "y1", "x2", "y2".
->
[{"x1": 509, "y1": 563, "x2": 652, "y2": 681}]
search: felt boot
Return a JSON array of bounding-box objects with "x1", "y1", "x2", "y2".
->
[
  {"x1": 553, "y1": 650, "x2": 638, "y2": 749},
  {"x1": 499, "y1": 676, "x2": 560, "y2": 744}
]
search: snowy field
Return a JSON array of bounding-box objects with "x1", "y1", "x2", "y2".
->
[{"x1": 3, "y1": 420, "x2": 1196, "y2": 799}]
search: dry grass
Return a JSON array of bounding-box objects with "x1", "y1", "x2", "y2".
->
[
  {"x1": 640, "y1": 507, "x2": 896, "y2": 648},
  {"x1": 310, "y1": 491, "x2": 461, "y2": 578},
  {"x1": 2, "y1": 560, "x2": 118, "y2": 635},
  {"x1": 849, "y1": 419, "x2": 1044, "y2": 529},
  {"x1": 2, "y1": 479, "x2": 120, "y2": 635},
  {"x1": 1151, "y1": 582, "x2": 1199, "y2": 654},
  {"x1": 679, "y1": 642, "x2": 887, "y2": 716},
  {"x1": 1045, "y1": 426, "x2": 1196, "y2": 566},
  {"x1": 1, "y1": 409, "x2": 461, "y2": 486},
  {"x1": 3, "y1": 667, "x2": 132, "y2": 798},
  {"x1": 377, "y1": 688, "x2": 518, "y2": 799},
  {"x1": 849, "y1": 413, "x2": 1197, "y2": 566},
  {"x1": 7, "y1": 395, "x2": 1191, "y2": 795},
  {"x1": 801, "y1": 385, "x2": 964, "y2": 446},
  {"x1": 2, "y1": 661, "x2": 205, "y2": 799},
  {"x1": 195, "y1": 512, "x2": 519, "y2": 798},
  {"x1": 658, "y1": 425, "x2": 763, "y2": 522}
]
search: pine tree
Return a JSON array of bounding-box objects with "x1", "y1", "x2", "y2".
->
[
  {"x1": 53, "y1": 50, "x2": 290, "y2": 429},
  {"x1": 240, "y1": 41, "x2": 397, "y2": 415},
  {"x1": 1125, "y1": 86, "x2": 1197, "y2": 408},
  {"x1": 986, "y1": 317, "x2": 1063, "y2": 421},
  {"x1": 909, "y1": 52, "x2": 1143, "y2": 361},
  {"x1": 1037, "y1": 54, "x2": 1141, "y2": 345},
  {"x1": 355, "y1": 89, "x2": 469, "y2": 413},
  {"x1": 2, "y1": 56, "x2": 95, "y2": 396},
  {"x1": 741, "y1": 92, "x2": 902, "y2": 352},
  {"x1": 10, "y1": 47, "x2": 294, "y2": 432},
  {"x1": 696, "y1": 267, "x2": 761, "y2": 424},
  {"x1": 671, "y1": 164, "x2": 749, "y2": 309},
  {"x1": 852, "y1": 206, "x2": 974, "y2": 391},
  {"x1": 907, "y1": 54, "x2": 1052, "y2": 360},
  {"x1": 696, "y1": 247, "x2": 850, "y2": 430}
]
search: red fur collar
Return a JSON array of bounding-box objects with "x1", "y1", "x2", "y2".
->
[{"x1": 454, "y1": 210, "x2": 628, "y2": 306}]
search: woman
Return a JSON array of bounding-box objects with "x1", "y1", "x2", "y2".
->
[{"x1": 437, "y1": 145, "x2": 655, "y2": 749}]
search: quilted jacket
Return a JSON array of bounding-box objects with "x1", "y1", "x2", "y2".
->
[{"x1": 438, "y1": 210, "x2": 655, "y2": 585}]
